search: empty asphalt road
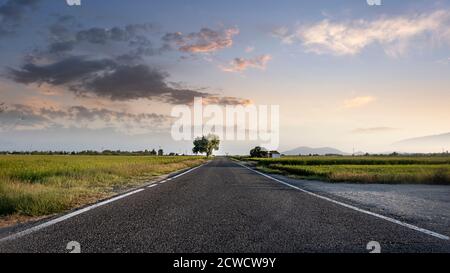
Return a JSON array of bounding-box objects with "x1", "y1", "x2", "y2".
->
[{"x1": 1, "y1": 157, "x2": 449, "y2": 253}]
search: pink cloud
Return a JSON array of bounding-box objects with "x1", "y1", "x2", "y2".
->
[
  {"x1": 221, "y1": 54, "x2": 272, "y2": 73},
  {"x1": 163, "y1": 27, "x2": 239, "y2": 53}
]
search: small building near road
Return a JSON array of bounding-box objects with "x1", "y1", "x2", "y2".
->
[{"x1": 269, "y1": 151, "x2": 281, "y2": 158}]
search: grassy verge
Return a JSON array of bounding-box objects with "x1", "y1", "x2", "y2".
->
[
  {"x1": 0, "y1": 155, "x2": 206, "y2": 227},
  {"x1": 245, "y1": 156, "x2": 450, "y2": 185},
  {"x1": 248, "y1": 156, "x2": 450, "y2": 166}
]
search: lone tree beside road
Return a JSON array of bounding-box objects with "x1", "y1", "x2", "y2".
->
[
  {"x1": 193, "y1": 134, "x2": 220, "y2": 157},
  {"x1": 250, "y1": 146, "x2": 268, "y2": 158}
]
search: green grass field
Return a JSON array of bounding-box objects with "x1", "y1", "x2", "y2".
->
[
  {"x1": 0, "y1": 155, "x2": 206, "y2": 225},
  {"x1": 246, "y1": 156, "x2": 450, "y2": 185}
]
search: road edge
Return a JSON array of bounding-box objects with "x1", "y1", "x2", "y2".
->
[
  {"x1": 233, "y1": 160, "x2": 450, "y2": 241},
  {"x1": 0, "y1": 160, "x2": 211, "y2": 244}
]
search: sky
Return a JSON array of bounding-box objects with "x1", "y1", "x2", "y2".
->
[{"x1": 0, "y1": 0, "x2": 450, "y2": 154}]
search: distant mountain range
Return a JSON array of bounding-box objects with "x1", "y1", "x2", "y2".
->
[
  {"x1": 394, "y1": 132, "x2": 450, "y2": 151},
  {"x1": 282, "y1": 132, "x2": 450, "y2": 156},
  {"x1": 283, "y1": 146, "x2": 348, "y2": 155}
]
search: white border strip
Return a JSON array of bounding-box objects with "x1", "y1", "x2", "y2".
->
[
  {"x1": 236, "y1": 162, "x2": 450, "y2": 241},
  {"x1": 0, "y1": 161, "x2": 209, "y2": 244}
]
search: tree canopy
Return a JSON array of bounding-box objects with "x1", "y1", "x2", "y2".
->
[
  {"x1": 250, "y1": 146, "x2": 268, "y2": 158},
  {"x1": 193, "y1": 134, "x2": 220, "y2": 157}
]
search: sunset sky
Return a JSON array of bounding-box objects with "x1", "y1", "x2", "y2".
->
[{"x1": 1, "y1": 0, "x2": 450, "y2": 154}]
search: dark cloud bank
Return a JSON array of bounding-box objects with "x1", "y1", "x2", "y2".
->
[
  {"x1": 5, "y1": 12, "x2": 248, "y2": 105},
  {"x1": 8, "y1": 55, "x2": 246, "y2": 104},
  {"x1": 0, "y1": 104, "x2": 170, "y2": 130},
  {"x1": 0, "y1": 0, "x2": 40, "y2": 36}
]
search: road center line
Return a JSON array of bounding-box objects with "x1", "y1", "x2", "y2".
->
[
  {"x1": 236, "y1": 162, "x2": 450, "y2": 241},
  {"x1": 147, "y1": 184, "x2": 158, "y2": 188}
]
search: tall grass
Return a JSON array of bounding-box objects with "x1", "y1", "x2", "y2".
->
[
  {"x1": 249, "y1": 156, "x2": 450, "y2": 166},
  {"x1": 267, "y1": 164, "x2": 450, "y2": 184},
  {"x1": 0, "y1": 155, "x2": 206, "y2": 221},
  {"x1": 247, "y1": 156, "x2": 450, "y2": 185}
]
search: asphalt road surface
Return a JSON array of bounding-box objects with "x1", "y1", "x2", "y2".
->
[{"x1": 1, "y1": 157, "x2": 449, "y2": 253}]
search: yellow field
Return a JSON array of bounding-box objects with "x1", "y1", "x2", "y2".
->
[{"x1": 247, "y1": 156, "x2": 450, "y2": 185}]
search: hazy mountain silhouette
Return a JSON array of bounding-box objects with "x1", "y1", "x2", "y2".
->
[
  {"x1": 283, "y1": 146, "x2": 348, "y2": 155},
  {"x1": 395, "y1": 132, "x2": 450, "y2": 151}
]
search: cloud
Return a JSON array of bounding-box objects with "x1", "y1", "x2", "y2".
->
[
  {"x1": 0, "y1": 0, "x2": 40, "y2": 36},
  {"x1": 221, "y1": 55, "x2": 272, "y2": 72},
  {"x1": 9, "y1": 56, "x2": 117, "y2": 85},
  {"x1": 78, "y1": 64, "x2": 212, "y2": 103},
  {"x1": 0, "y1": 104, "x2": 53, "y2": 131},
  {"x1": 8, "y1": 56, "x2": 250, "y2": 105},
  {"x1": 0, "y1": 104, "x2": 170, "y2": 134},
  {"x1": 5, "y1": 17, "x2": 250, "y2": 106},
  {"x1": 351, "y1": 127, "x2": 397, "y2": 134},
  {"x1": 245, "y1": 46, "x2": 255, "y2": 53},
  {"x1": 203, "y1": 96, "x2": 252, "y2": 106},
  {"x1": 276, "y1": 10, "x2": 450, "y2": 56},
  {"x1": 343, "y1": 96, "x2": 376, "y2": 108},
  {"x1": 272, "y1": 26, "x2": 295, "y2": 44},
  {"x1": 43, "y1": 20, "x2": 160, "y2": 59},
  {"x1": 436, "y1": 57, "x2": 450, "y2": 65},
  {"x1": 162, "y1": 27, "x2": 239, "y2": 53},
  {"x1": 75, "y1": 24, "x2": 154, "y2": 45}
]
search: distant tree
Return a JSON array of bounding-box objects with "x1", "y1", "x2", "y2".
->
[
  {"x1": 193, "y1": 137, "x2": 207, "y2": 155},
  {"x1": 0, "y1": 102, "x2": 6, "y2": 113},
  {"x1": 150, "y1": 149, "x2": 157, "y2": 155},
  {"x1": 158, "y1": 149, "x2": 164, "y2": 156},
  {"x1": 249, "y1": 146, "x2": 268, "y2": 158},
  {"x1": 192, "y1": 134, "x2": 220, "y2": 157}
]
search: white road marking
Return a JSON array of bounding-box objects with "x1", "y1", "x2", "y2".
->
[
  {"x1": 170, "y1": 164, "x2": 204, "y2": 179},
  {"x1": 0, "y1": 189, "x2": 145, "y2": 243},
  {"x1": 0, "y1": 161, "x2": 210, "y2": 244},
  {"x1": 236, "y1": 162, "x2": 450, "y2": 241}
]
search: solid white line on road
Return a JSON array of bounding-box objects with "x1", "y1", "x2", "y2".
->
[
  {"x1": 0, "y1": 188, "x2": 145, "y2": 244},
  {"x1": 0, "y1": 161, "x2": 210, "y2": 244},
  {"x1": 155, "y1": 163, "x2": 207, "y2": 184},
  {"x1": 154, "y1": 163, "x2": 206, "y2": 185},
  {"x1": 236, "y1": 162, "x2": 450, "y2": 241},
  {"x1": 170, "y1": 164, "x2": 205, "y2": 180}
]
